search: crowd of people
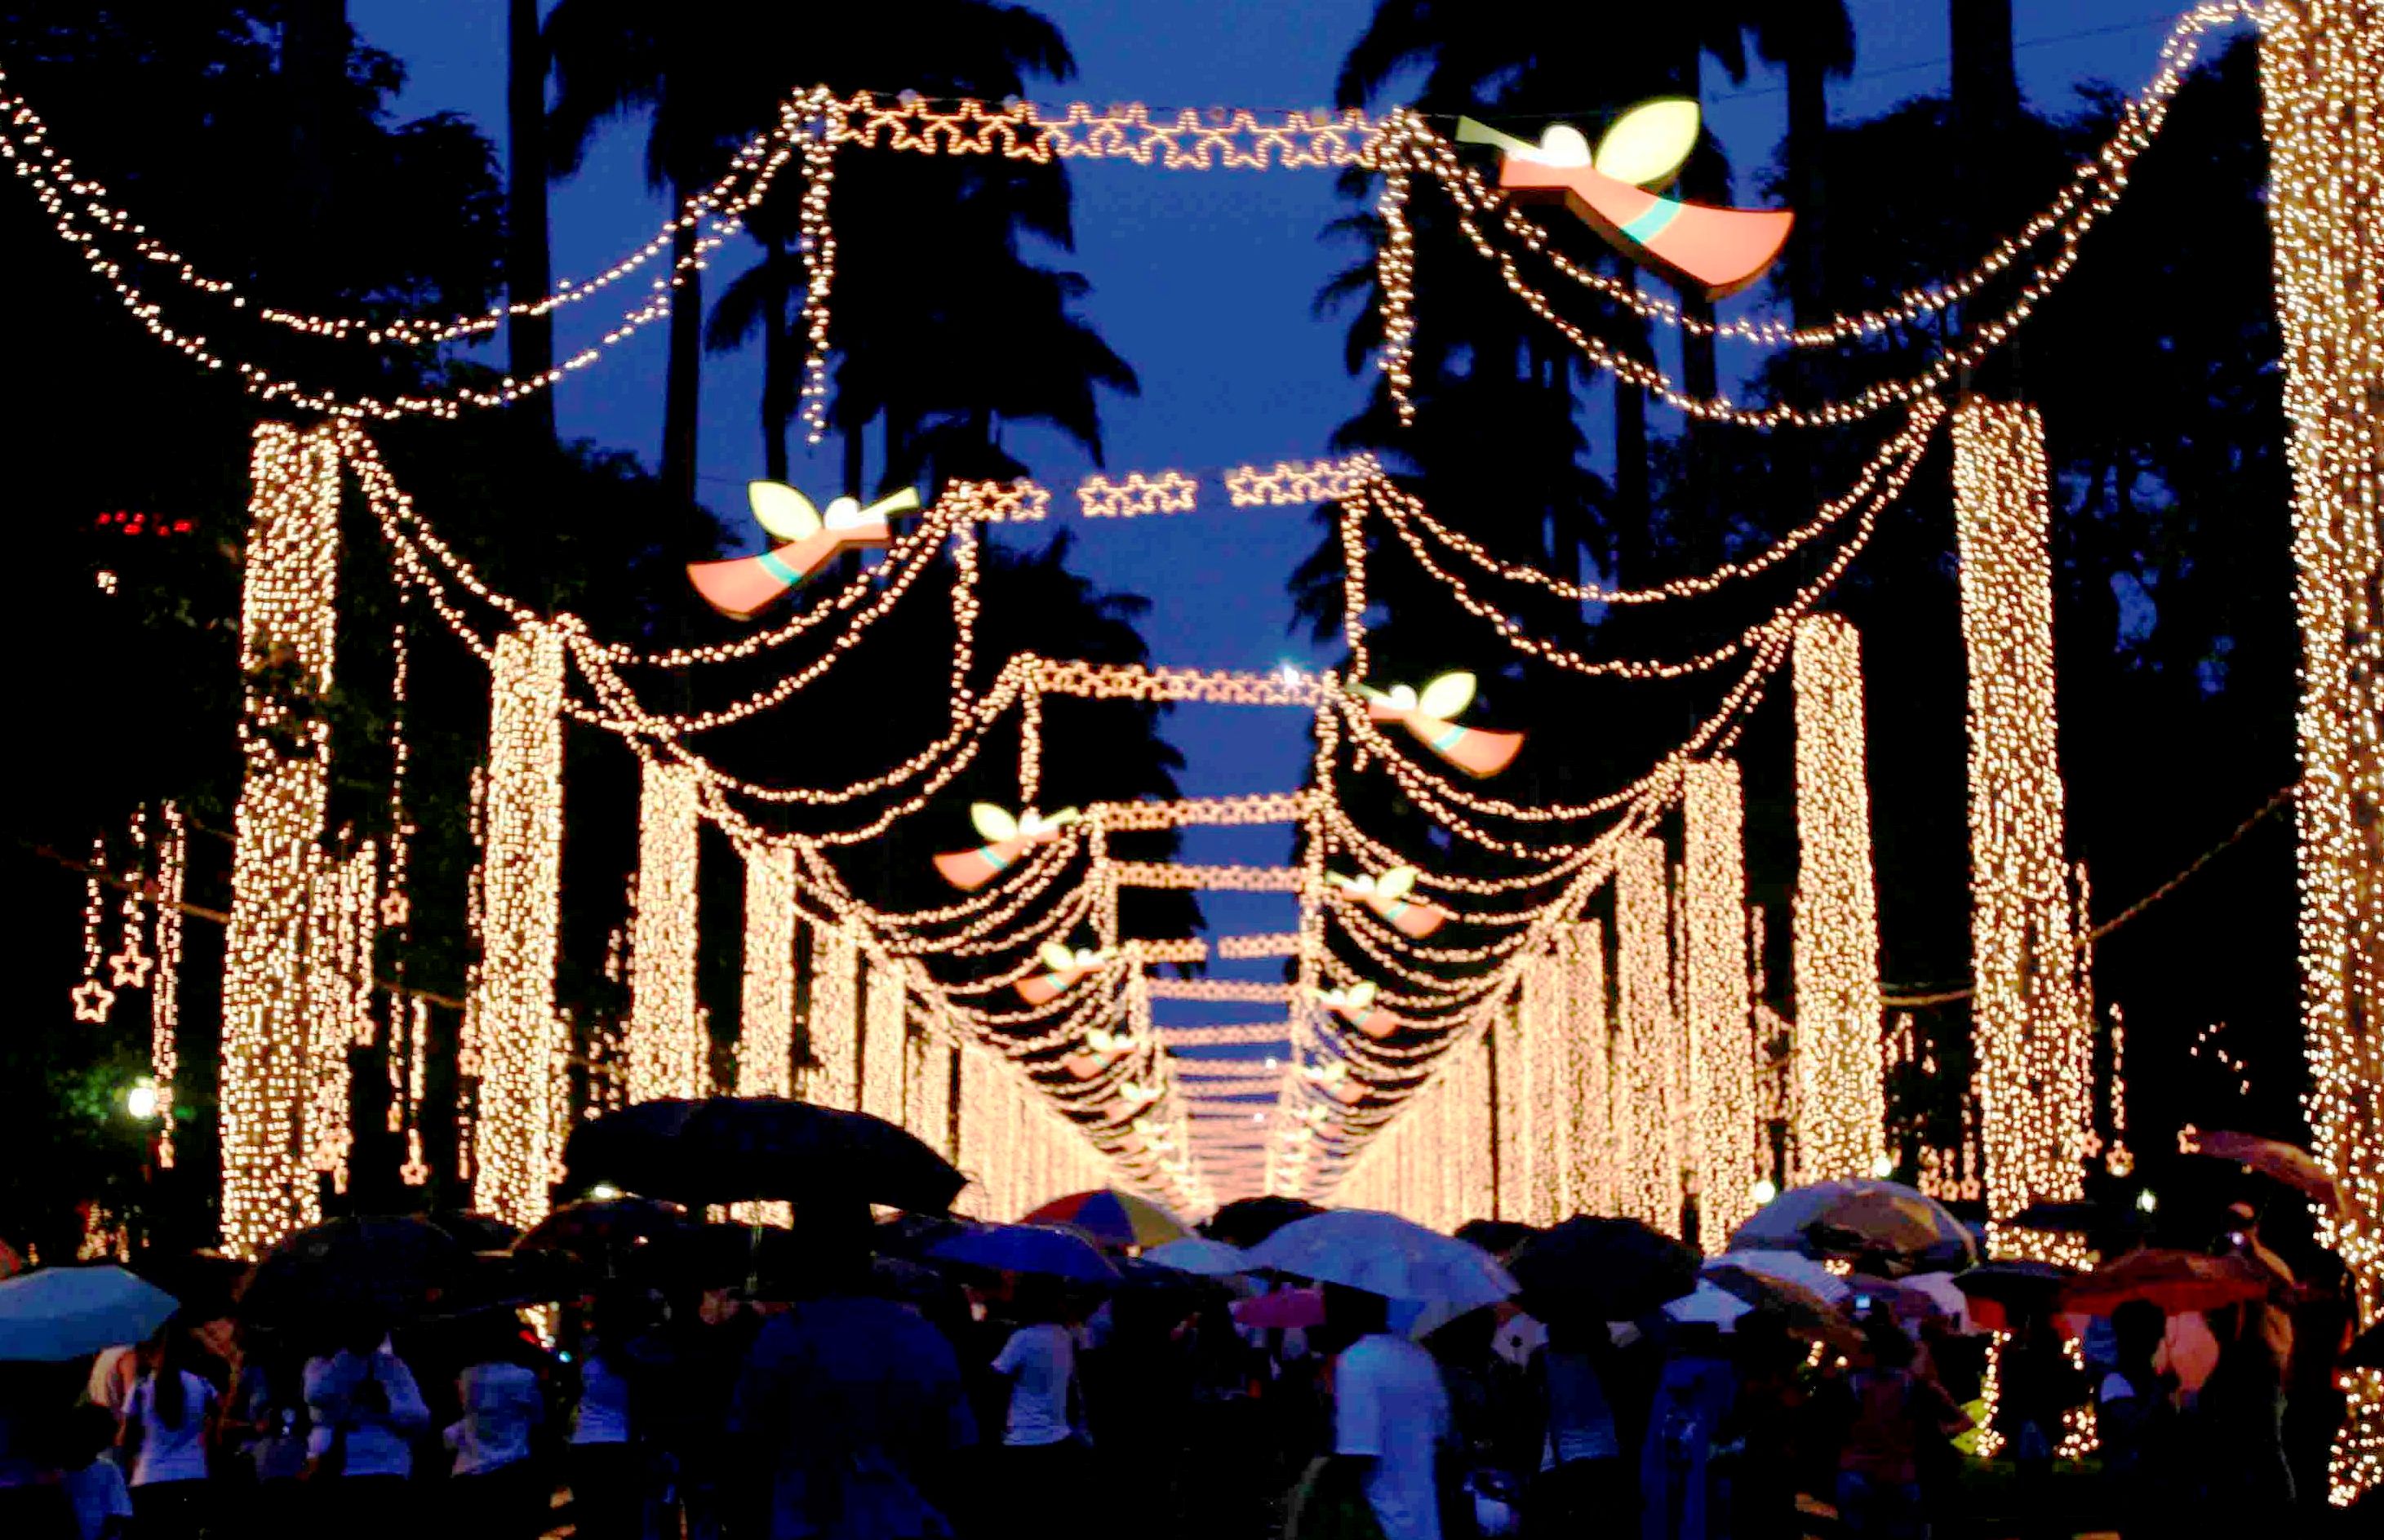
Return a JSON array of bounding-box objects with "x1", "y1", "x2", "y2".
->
[{"x1": 0, "y1": 1196, "x2": 2368, "y2": 1540}]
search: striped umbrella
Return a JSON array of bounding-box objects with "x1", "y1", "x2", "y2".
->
[{"x1": 1020, "y1": 1190, "x2": 1191, "y2": 1252}]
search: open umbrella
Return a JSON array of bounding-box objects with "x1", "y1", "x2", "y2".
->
[
  {"x1": 2004, "y1": 1200, "x2": 2113, "y2": 1234},
  {"x1": 2184, "y1": 1129, "x2": 2339, "y2": 1209},
  {"x1": 1202, "y1": 1195, "x2": 1321, "y2": 1249},
  {"x1": 1245, "y1": 1209, "x2": 1516, "y2": 1309},
  {"x1": 1948, "y1": 1260, "x2": 2073, "y2": 1334},
  {"x1": 1663, "y1": 1280, "x2": 1755, "y2": 1331},
  {"x1": 427, "y1": 1212, "x2": 522, "y2": 1253},
  {"x1": 1020, "y1": 1190, "x2": 1190, "y2": 1252},
  {"x1": 240, "y1": 1217, "x2": 468, "y2": 1334},
  {"x1": 1730, "y1": 1180, "x2": 1977, "y2": 1270},
  {"x1": 563, "y1": 1097, "x2": 966, "y2": 1214},
  {"x1": 1711, "y1": 1249, "x2": 1853, "y2": 1307},
  {"x1": 2058, "y1": 1249, "x2": 2271, "y2": 1318},
  {"x1": 0, "y1": 1266, "x2": 180, "y2": 1361},
  {"x1": 1452, "y1": 1219, "x2": 1539, "y2": 1259},
  {"x1": 1508, "y1": 1216, "x2": 1700, "y2": 1323},
  {"x1": 1701, "y1": 1263, "x2": 1859, "y2": 1352},
  {"x1": 928, "y1": 1223, "x2": 1121, "y2": 1284},
  {"x1": 1232, "y1": 1285, "x2": 1326, "y2": 1330},
  {"x1": 1143, "y1": 1237, "x2": 1255, "y2": 1277}
]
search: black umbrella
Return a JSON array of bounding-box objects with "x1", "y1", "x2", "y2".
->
[
  {"x1": 1201, "y1": 1195, "x2": 1322, "y2": 1249},
  {"x1": 516, "y1": 1197, "x2": 692, "y2": 1264},
  {"x1": 426, "y1": 1212, "x2": 523, "y2": 1253},
  {"x1": 562, "y1": 1098, "x2": 966, "y2": 1214},
  {"x1": 1508, "y1": 1217, "x2": 1700, "y2": 1322},
  {"x1": 1948, "y1": 1259, "x2": 2075, "y2": 1333},
  {"x1": 2004, "y1": 1200, "x2": 2113, "y2": 1233},
  {"x1": 240, "y1": 1217, "x2": 468, "y2": 1335},
  {"x1": 1453, "y1": 1219, "x2": 1540, "y2": 1259},
  {"x1": 2346, "y1": 1319, "x2": 2384, "y2": 1373}
]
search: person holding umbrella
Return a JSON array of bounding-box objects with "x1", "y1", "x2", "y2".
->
[
  {"x1": 1320, "y1": 1281, "x2": 1455, "y2": 1540},
  {"x1": 301, "y1": 1315, "x2": 433, "y2": 1539},
  {"x1": 117, "y1": 1321, "x2": 217, "y2": 1540}
]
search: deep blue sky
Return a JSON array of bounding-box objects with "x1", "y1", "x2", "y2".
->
[{"x1": 349, "y1": 0, "x2": 2190, "y2": 1037}]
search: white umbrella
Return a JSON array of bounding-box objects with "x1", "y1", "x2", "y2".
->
[
  {"x1": 1246, "y1": 1209, "x2": 1516, "y2": 1309},
  {"x1": 1709, "y1": 1249, "x2": 1853, "y2": 1307},
  {"x1": 0, "y1": 1266, "x2": 179, "y2": 1361},
  {"x1": 1143, "y1": 1237, "x2": 1254, "y2": 1277},
  {"x1": 1663, "y1": 1280, "x2": 1755, "y2": 1331}
]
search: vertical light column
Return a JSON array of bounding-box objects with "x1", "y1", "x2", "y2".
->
[
  {"x1": 1792, "y1": 614, "x2": 1889, "y2": 1181},
  {"x1": 805, "y1": 921, "x2": 859, "y2": 1109},
  {"x1": 152, "y1": 805, "x2": 188, "y2": 1169},
  {"x1": 737, "y1": 844, "x2": 797, "y2": 1098},
  {"x1": 302, "y1": 844, "x2": 378, "y2": 1198},
  {"x1": 1560, "y1": 921, "x2": 1612, "y2": 1216},
  {"x1": 1617, "y1": 832, "x2": 1681, "y2": 1235},
  {"x1": 2260, "y1": 1, "x2": 2384, "y2": 1504},
  {"x1": 906, "y1": 1036, "x2": 952, "y2": 1157},
  {"x1": 1952, "y1": 401, "x2": 2094, "y2": 1249},
  {"x1": 628, "y1": 761, "x2": 704, "y2": 1102},
  {"x1": 1497, "y1": 999, "x2": 1531, "y2": 1220},
  {"x1": 1685, "y1": 758, "x2": 1757, "y2": 1251},
  {"x1": 220, "y1": 423, "x2": 341, "y2": 1258},
  {"x1": 861, "y1": 961, "x2": 908, "y2": 1124},
  {"x1": 471, "y1": 622, "x2": 568, "y2": 1230}
]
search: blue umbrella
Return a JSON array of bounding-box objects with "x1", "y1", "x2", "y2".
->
[
  {"x1": 928, "y1": 1223, "x2": 1121, "y2": 1284},
  {"x1": 0, "y1": 1266, "x2": 179, "y2": 1361}
]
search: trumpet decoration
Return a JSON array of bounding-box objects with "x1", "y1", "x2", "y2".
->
[
  {"x1": 1457, "y1": 99, "x2": 1792, "y2": 300},
  {"x1": 1356, "y1": 672, "x2": 1524, "y2": 778},
  {"x1": 686, "y1": 481, "x2": 922, "y2": 619},
  {"x1": 1326, "y1": 864, "x2": 1453, "y2": 938},
  {"x1": 933, "y1": 803, "x2": 1081, "y2": 890},
  {"x1": 1017, "y1": 939, "x2": 1115, "y2": 1005},
  {"x1": 1315, "y1": 980, "x2": 1396, "y2": 1040}
]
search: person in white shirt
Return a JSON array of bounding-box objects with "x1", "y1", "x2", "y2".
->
[
  {"x1": 990, "y1": 1280, "x2": 1090, "y2": 1522},
  {"x1": 1327, "y1": 1284, "x2": 1454, "y2": 1540},
  {"x1": 118, "y1": 1330, "x2": 217, "y2": 1540},
  {"x1": 303, "y1": 1322, "x2": 433, "y2": 1539},
  {"x1": 446, "y1": 1317, "x2": 548, "y2": 1540},
  {"x1": 566, "y1": 1305, "x2": 643, "y2": 1540}
]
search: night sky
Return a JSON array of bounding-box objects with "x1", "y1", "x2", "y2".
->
[{"x1": 346, "y1": 1, "x2": 2195, "y2": 1063}]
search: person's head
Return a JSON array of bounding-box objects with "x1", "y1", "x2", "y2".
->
[
  {"x1": 793, "y1": 1198, "x2": 875, "y2": 1298},
  {"x1": 1321, "y1": 1282, "x2": 1390, "y2": 1340},
  {"x1": 140, "y1": 1321, "x2": 191, "y2": 1426},
  {"x1": 2110, "y1": 1299, "x2": 2164, "y2": 1365},
  {"x1": 1732, "y1": 1307, "x2": 1796, "y2": 1375},
  {"x1": 1861, "y1": 1315, "x2": 1917, "y2": 1371}
]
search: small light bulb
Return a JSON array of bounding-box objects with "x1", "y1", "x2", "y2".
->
[
  {"x1": 1263, "y1": 1056, "x2": 1277, "y2": 1069},
  {"x1": 95, "y1": 570, "x2": 118, "y2": 594},
  {"x1": 2135, "y1": 1189, "x2": 2157, "y2": 1214},
  {"x1": 1871, "y1": 1153, "x2": 1896, "y2": 1179},
  {"x1": 126, "y1": 1081, "x2": 159, "y2": 1121}
]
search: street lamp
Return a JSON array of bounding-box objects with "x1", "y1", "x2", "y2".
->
[
  {"x1": 1751, "y1": 1177, "x2": 1778, "y2": 1206},
  {"x1": 125, "y1": 1079, "x2": 160, "y2": 1121},
  {"x1": 588, "y1": 1182, "x2": 624, "y2": 1201}
]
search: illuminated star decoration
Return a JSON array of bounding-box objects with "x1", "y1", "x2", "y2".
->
[
  {"x1": 69, "y1": 979, "x2": 117, "y2": 1023},
  {"x1": 686, "y1": 480, "x2": 922, "y2": 619},
  {"x1": 107, "y1": 947, "x2": 155, "y2": 990},
  {"x1": 1326, "y1": 863, "x2": 1454, "y2": 938},
  {"x1": 1458, "y1": 99, "x2": 1793, "y2": 300},
  {"x1": 1016, "y1": 939, "x2": 1116, "y2": 1005},
  {"x1": 933, "y1": 803, "x2": 1081, "y2": 890},
  {"x1": 1356, "y1": 671, "x2": 1525, "y2": 778},
  {"x1": 1315, "y1": 980, "x2": 1396, "y2": 1040}
]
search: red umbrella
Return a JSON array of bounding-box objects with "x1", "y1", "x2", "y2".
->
[
  {"x1": 1231, "y1": 1285, "x2": 1325, "y2": 1330},
  {"x1": 2057, "y1": 1249, "x2": 2271, "y2": 1319},
  {"x1": 2182, "y1": 1129, "x2": 2338, "y2": 1209}
]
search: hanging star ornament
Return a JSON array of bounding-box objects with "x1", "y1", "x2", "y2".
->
[
  {"x1": 1355, "y1": 671, "x2": 1524, "y2": 778},
  {"x1": 1457, "y1": 98, "x2": 1792, "y2": 300},
  {"x1": 1326, "y1": 864, "x2": 1454, "y2": 937},
  {"x1": 686, "y1": 481, "x2": 922, "y2": 619},
  {"x1": 69, "y1": 979, "x2": 118, "y2": 1023},
  {"x1": 106, "y1": 946, "x2": 154, "y2": 990},
  {"x1": 934, "y1": 803, "x2": 1081, "y2": 890}
]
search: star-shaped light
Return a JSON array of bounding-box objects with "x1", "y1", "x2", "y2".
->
[
  {"x1": 380, "y1": 891, "x2": 411, "y2": 928},
  {"x1": 69, "y1": 979, "x2": 117, "y2": 1023},
  {"x1": 108, "y1": 947, "x2": 154, "y2": 990}
]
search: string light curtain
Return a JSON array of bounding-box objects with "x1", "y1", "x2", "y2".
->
[
  {"x1": 469, "y1": 622, "x2": 568, "y2": 1230},
  {"x1": 1685, "y1": 759, "x2": 1757, "y2": 1251},
  {"x1": 806, "y1": 921, "x2": 860, "y2": 1110},
  {"x1": 1791, "y1": 615, "x2": 1889, "y2": 1181},
  {"x1": 628, "y1": 761, "x2": 704, "y2": 1102},
  {"x1": 151, "y1": 804, "x2": 186, "y2": 1169},
  {"x1": 1617, "y1": 832, "x2": 1683, "y2": 1236},
  {"x1": 737, "y1": 845, "x2": 798, "y2": 1099},
  {"x1": 1498, "y1": 985, "x2": 1534, "y2": 1221},
  {"x1": 1559, "y1": 921, "x2": 1613, "y2": 1216},
  {"x1": 1951, "y1": 402, "x2": 2094, "y2": 1248},
  {"x1": 862, "y1": 962, "x2": 908, "y2": 1124},
  {"x1": 220, "y1": 423, "x2": 341, "y2": 1258},
  {"x1": 2258, "y1": 0, "x2": 2384, "y2": 1504},
  {"x1": 301, "y1": 844, "x2": 377, "y2": 1196}
]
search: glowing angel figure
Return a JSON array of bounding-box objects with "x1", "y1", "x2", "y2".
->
[
  {"x1": 1061, "y1": 1027, "x2": 1141, "y2": 1081},
  {"x1": 1314, "y1": 980, "x2": 1396, "y2": 1041},
  {"x1": 1326, "y1": 864, "x2": 1454, "y2": 938},
  {"x1": 1356, "y1": 671, "x2": 1525, "y2": 778},
  {"x1": 1130, "y1": 1115, "x2": 1175, "y2": 1153},
  {"x1": 1457, "y1": 99, "x2": 1791, "y2": 300},
  {"x1": 933, "y1": 803, "x2": 1081, "y2": 890},
  {"x1": 686, "y1": 481, "x2": 922, "y2": 619},
  {"x1": 1017, "y1": 939, "x2": 1115, "y2": 1005},
  {"x1": 1301, "y1": 1057, "x2": 1370, "y2": 1107},
  {"x1": 1117, "y1": 1078, "x2": 1165, "y2": 1109}
]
